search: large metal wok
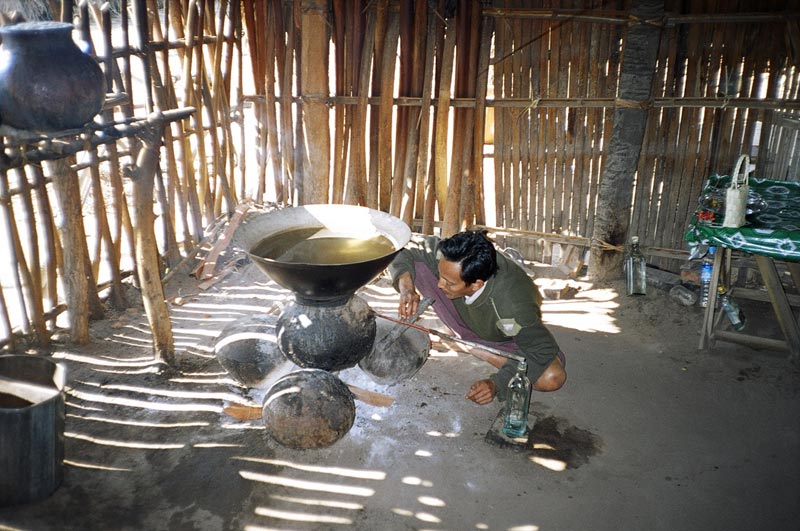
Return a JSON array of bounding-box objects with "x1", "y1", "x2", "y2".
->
[{"x1": 234, "y1": 204, "x2": 411, "y2": 303}]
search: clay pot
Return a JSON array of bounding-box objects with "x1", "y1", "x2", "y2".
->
[
  {"x1": 262, "y1": 369, "x2": 356, "y2": 449},
  {"x1": 0, "y1": 21, "x2": 105, "y2": 131},
  {"x1": 359, "y1": 320, "x2": 430, "y2": 385},
  {"x1": 277, "y1": 295, "x2": 376, "y2": 372},
  {"x1": 213, "y1": 314, "x2": 296, "y2": 389}
]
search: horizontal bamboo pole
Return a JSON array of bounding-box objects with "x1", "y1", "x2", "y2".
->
[
  {"x1": 480, "y1": 7, "x2": 795, "y2": 26},
  {"x1": 0, "y1": 108, "x2": 195, "y2": 171},
  {"x1": 242, "y1": 94, "x2": 800, "y2": 110},
  {"x1": 714, "y1": 329, "x2": 789, "y2": 353}
]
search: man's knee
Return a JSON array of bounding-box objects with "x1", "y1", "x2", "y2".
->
[{"x1": 533, "y1": 359, "x2": 567, "y2": 392}]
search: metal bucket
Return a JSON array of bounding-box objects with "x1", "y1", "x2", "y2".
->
[{"x1": 0, "y1": 355, "x2": 67, "y2": 506}]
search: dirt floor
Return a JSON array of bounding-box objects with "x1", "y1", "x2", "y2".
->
[{"x1": 1, "y1": 256, "x2": 799, "y2": 531}]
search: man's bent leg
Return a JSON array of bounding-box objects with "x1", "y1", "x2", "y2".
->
[{"x1": 533, "y1": 354, "x2": 567, "y2": 392}]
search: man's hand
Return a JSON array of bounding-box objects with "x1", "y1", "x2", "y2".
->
[
  {"x1": 465, "y1": 379, "x2": 497, "y2": 405},
  {"x1": 397, "y1": 272, "x2": 421, "y2": 319}
]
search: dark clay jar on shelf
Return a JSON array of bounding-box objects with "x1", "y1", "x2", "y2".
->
[{"x1": 0, "y1": 21, "x2": 104, "y2": 131}]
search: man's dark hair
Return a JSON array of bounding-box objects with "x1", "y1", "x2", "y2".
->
[{"x1": 438, "y1": 230, "x2": 498, "y2": 284}]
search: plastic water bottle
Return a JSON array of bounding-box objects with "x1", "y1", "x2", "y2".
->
[
  {"x1": 502, "y1": 359, "x2": 532, "y2": 438},
  {"x1": 669, "y1": 284, "x2": 698, "y2": 306},
  {"x1": 625, "y1": 236, "x2": 647, "y2": 296},
  {"x1": 718, "y1": 286, "x2": 746, "y2": 331},
  {"x1": 699, "y1": 246, "x2": 716, "y2": 308}
]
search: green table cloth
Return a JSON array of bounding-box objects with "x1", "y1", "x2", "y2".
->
[{"x1": 685, "y1": 175, "x2": 800, "y2": 262}]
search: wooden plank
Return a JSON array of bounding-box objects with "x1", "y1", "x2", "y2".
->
[{"x1": 194, "y1": 203, "x2": 250, "y2": 280}]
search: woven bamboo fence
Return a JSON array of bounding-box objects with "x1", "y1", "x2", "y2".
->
[
  {"x1": 0, "y1": 0, "x2": 243, "y2": 351},
  {"x1": 0, "y1": 0, "x2": 797, "y2": 352}
]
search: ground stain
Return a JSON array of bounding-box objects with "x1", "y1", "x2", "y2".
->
[
  {"x1": 527, "y1": 416, "x2": 603, "y2": 469},
  {"x1": 485, "y1": 413, "x2": 603, "y2": 469}
]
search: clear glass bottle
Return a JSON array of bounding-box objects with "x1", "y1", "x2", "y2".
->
[
  {"x1": 699, "y1": 246, "x2": 716, "y2": 308},
  {"x1": 718, "y1": 286, "x2": 746, "y2": 331},
  {"x1": 503, "y1": 359, "x2": 532, "y2": 438},
  {"x1": 626, "y1": 236, "x2": 647, "y2": 296}
]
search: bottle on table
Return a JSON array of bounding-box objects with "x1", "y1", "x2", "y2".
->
[
  {"x1": 718, "y1": 285, "x2": 746, "y2": 331},
  {"x1": 503, "y1": 359, "x2": 532, "y2": 438},
  {"x1": 699, "y1": 246, "x2": 716, "y2": 308},
  {"x1": 625, "y1": 236, "x2": 647, "y2": 296}
]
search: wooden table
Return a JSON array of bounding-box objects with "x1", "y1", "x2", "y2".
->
[
  {"x1": 688, "y1": 176, "x2": 800, "y2": 363},
  {"x1": 699, "y1": 247, "x2": 800, "y2": 362}
]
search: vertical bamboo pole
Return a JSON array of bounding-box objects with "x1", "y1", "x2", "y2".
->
[
  {"x1": 389, "y1": 0, "x2": 414, "y2": 217},
  {"x1": 397, "y1": 0, "x2": 427, "y2": 225},
  {"x1": 263, "y1": 1, "x2": 284, "y2": 203},
  {"x1": 346, "y1": 2, "x2": 375, "y2": 207},
  {"x1": 367, "y1": 0, "x2": 389, "y2": 209},
  {"x1": 149, "y1": 0, "x2": 194, "y2": 254},
  {"x1": 279, "y1": 0, "x2": 296, "y2": 204},
  {"x1": 85, "y1": 146, "x2": 126, "y2": 309},
  {"x1": 437, "y1": 16, "x2": 458, "y2": 236},
  {"x1": 492, "y1": 15, "x2": 506, "y2": 229},
  {"x1": 469, "y1": 10, "x2": 493, "y2": 228},
  {"x1": 341, "y1": 0, "x2": 363, "y2": 206},
  {"x1": 420, "y1": 8, "x2": 441, "y2": 234},
  {"x1": 515, "y1": 12, "x2": 531, "y2": 238},
  {"x1": 422, "y1": 0, "x2": 449, "y2": 234},
  {"x1": 331, "y1": 0, "x2": 348, "y2": 204},
  {"x1": 446, "y1": 2, "x2": 469, "y2": 228},
  {"x1": 13, "y1": 169, "x2": 48, "y2": 345},
  {"x1": 509, "y1": 13, "x2": 522, "y2": 230},
  {"x1": 101, "y1": 3, "x2": 135, "y2": 300},
  {"x1": 457, "y1": 0, "x2": 481, "y2": 228},
  {"x1": 300, "y1": 0, "x2": 330, "y2": 204},
  {"x1": 30, "y1": 166, "x2": 59, "y2": 329},
  {"x1": 377, "y1": 13, "x2": 400, "y2": 211},
  {"x1": 0, "y1": 170, "x2": 32, "y2": 339},
  {"x1": 179, "y1": 0, "x2": 205, "y2": 236},
  {"x1": 292, "y1": 0, "x2": 305, "y2": 203}
]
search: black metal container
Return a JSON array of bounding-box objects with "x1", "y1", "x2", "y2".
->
[{"x1": 235, "y1": 204, "x2": 411, "y2": 304}]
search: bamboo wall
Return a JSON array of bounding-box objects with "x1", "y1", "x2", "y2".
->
[{"x1": 0, "y1": 0, "x2": 797, "y2": 351}]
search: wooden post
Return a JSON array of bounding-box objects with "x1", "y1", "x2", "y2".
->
[
  {"x1": 588, "y1": 0, "x2": 663, "y2": 280},
  {"x1": 300, "y1": 0, "x2": 330, "y2": 204},
  {"x1": 131, "y1": 115, "x2": 175, "y2": 366},
  {"x1": 44, "y1": 159, "x2": 91, "y2": 344}
]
